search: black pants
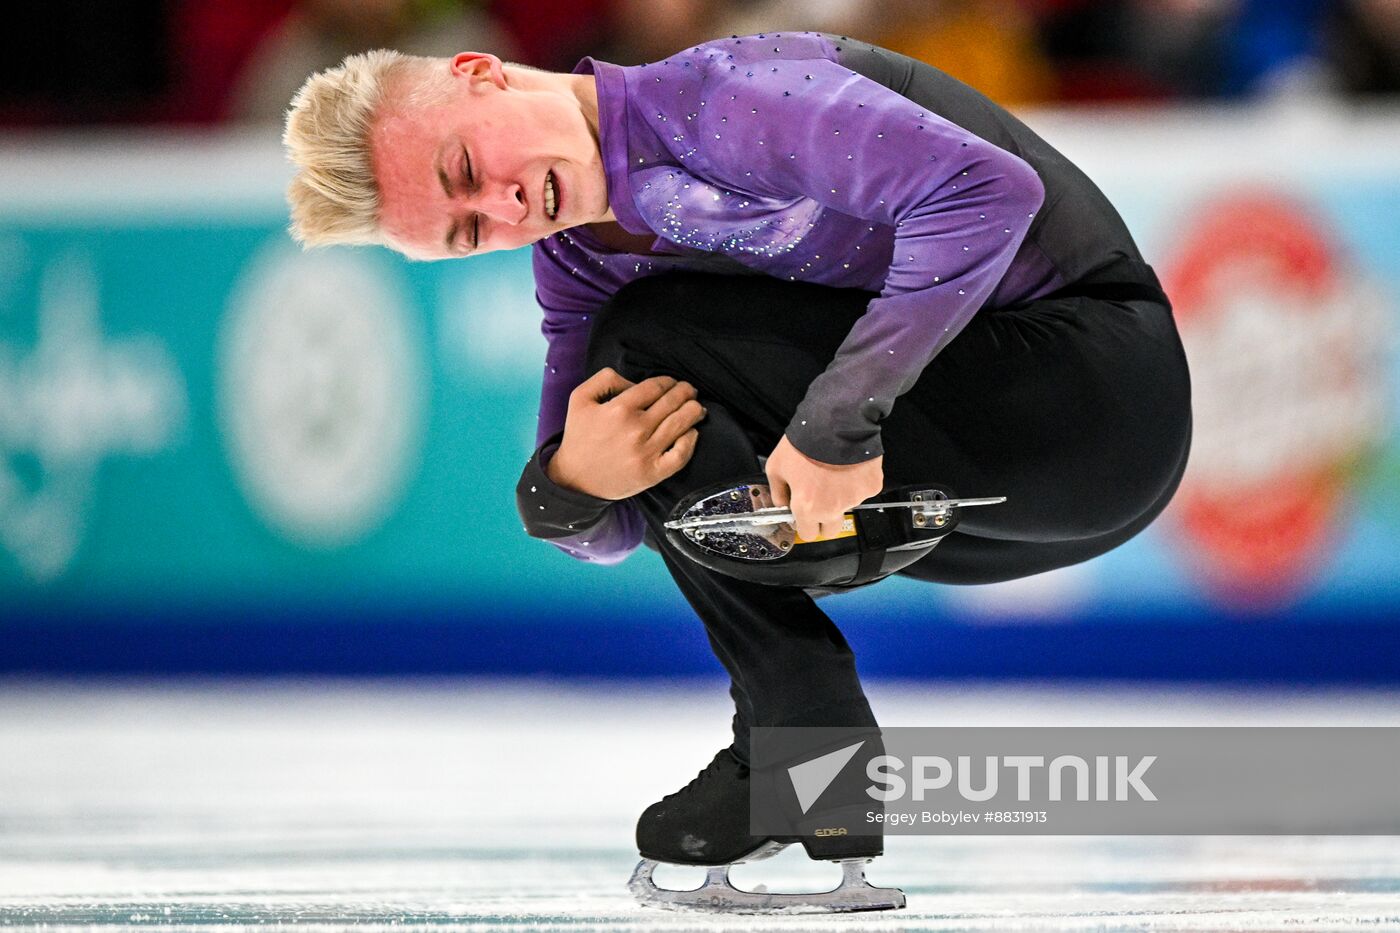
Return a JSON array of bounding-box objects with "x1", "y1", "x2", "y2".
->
[{"x1": 585, "y1": 269, "x2": 1192, "y2": 763}]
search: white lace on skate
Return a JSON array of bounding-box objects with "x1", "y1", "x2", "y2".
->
[{"x1": 628, "y1": 840, "x2": 906, "y2": 914}]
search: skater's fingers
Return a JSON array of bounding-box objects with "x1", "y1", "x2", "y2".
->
[
  {"x1": 655, "y1": 428, "x2": 699, "y2": 479},
  {"x1": 616, "y1": 375, "x2": 682, "y2": 410},
  {"x1": 789, "y1": 493, "x2": 845, "y2": 543},
  {"x1": 648, "y1": 398, "x2": 706, "y2": 448},
  {"x1": 767, "y1": 474, "x2": 790, "y2": 508},
  {"x1": 793, "y1": 510, "x2": 823, "y2": 543},
  {"x1": 641, "y1": 381, "x2": 700, "y2": 431},
  {"x1": 571, "y1": 366, "x2": 636, "y2": 406}
]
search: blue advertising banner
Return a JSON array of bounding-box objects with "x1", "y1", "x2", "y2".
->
[{"x1": 1, "y1": 113, "x2": 1397, "y2": 679}]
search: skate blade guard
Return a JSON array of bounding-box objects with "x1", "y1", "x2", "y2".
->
[
  {"x1": 629, "y1": 841, "x2": 906, "y2": 914},
  {"x1": 663, "y1": 475, "x2": 1000, "y2": 588}
]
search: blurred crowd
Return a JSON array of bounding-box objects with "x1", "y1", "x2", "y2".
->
[{"x1": 2, "y1": 0, "x2": 1398, "y2": 126}]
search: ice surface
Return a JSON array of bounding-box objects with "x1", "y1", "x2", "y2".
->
[{"x1": 1, "y1": 678, "x2": 1398, "y2": 930}]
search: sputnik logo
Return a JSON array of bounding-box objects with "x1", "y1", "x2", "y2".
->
[{"x1": 788, "y1": 741, "x2": 865, "y2": 814}]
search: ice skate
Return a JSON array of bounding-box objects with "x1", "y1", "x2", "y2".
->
[
  {"x1": 663, "y1": 476, "x2": 1005, "y2": 589},
  {"x1": 629, "y1": 746, "x2": 906, "y2": 914}
]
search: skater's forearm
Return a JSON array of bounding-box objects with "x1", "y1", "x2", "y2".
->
[{"x1": 516, "y1": 439, "x2": 646, "y2": 564}]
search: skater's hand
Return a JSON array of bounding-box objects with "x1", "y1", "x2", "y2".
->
[
  {"x1": 547, "y1": 367, "x2": 706, "y2": 499},
  {"x1": 765, "y1": 435, "x2": 884, "y2": 542}
]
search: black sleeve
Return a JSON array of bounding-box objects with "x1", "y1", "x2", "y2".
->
[{"x1": 515, "y1": 433, "x2": 615, "y2": 539}]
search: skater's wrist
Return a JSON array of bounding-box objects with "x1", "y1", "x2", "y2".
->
[
  {"x1": 517, "y1": 437, "x2": 615, "y2": 539},
  {"x1": 543, "y1": 443, "x2": 591, "y2": 495}
]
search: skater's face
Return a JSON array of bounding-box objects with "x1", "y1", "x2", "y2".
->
[{"x1": 372, "y1": 52, "x2": 610, "y2": 261}]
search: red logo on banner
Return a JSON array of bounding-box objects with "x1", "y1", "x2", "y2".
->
[{"x1": 1162, "y1": 193, "x2": 1389, "y2": 607}]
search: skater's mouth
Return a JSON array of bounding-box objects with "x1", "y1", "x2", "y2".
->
[{"x1": 544, "y1": 169, "x2": 560, "y2": 222}]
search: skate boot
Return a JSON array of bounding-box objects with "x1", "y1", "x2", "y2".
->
[{"x1": 629, "y1": 745, "x2": 906, "y2": 914}]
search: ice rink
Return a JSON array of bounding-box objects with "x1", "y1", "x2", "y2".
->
[{"x1": 1, "y1": 679, "x2": 1398, "y2": 931}]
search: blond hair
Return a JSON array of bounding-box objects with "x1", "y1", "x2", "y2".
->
[{"x1": 282, "y1": 49, "x2": 441, "y2": 248}]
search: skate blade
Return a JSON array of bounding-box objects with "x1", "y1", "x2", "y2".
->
[{"x1": 628, "y1": 855, "x2": 907, "y2": 915}]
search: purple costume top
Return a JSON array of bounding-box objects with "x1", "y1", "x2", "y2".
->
[{"x1": 528, "y1": 32, "x2": 1053, "y2": 564}]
